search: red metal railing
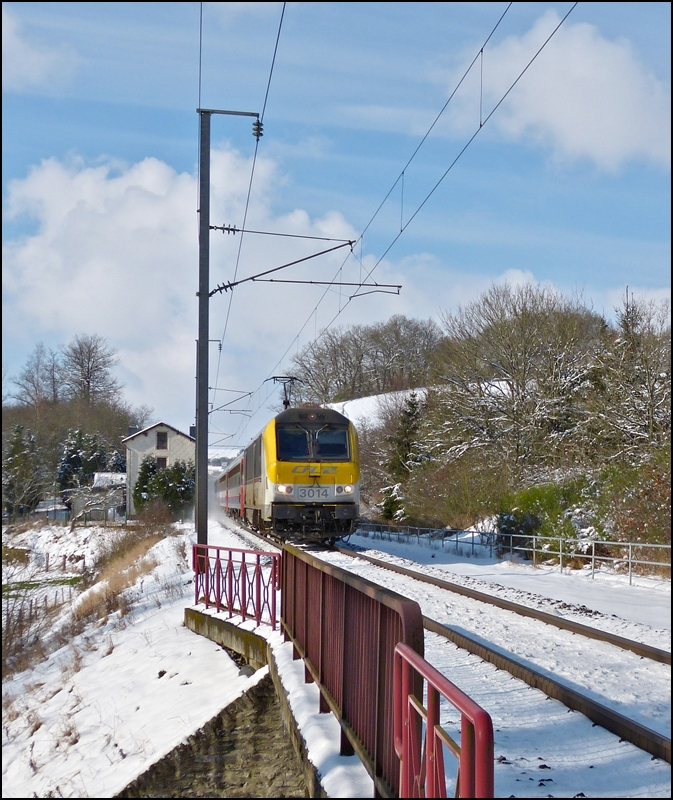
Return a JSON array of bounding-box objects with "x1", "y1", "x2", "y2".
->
[
  {"x1": 394, "y1": 642, "x2": 494, "y2": 798},
  {"x1": 281, "y1": 544, "x2": 425, "y2": 798},
  {"x1": 193, "y1": 544, "x2": 280, "y2": 629}
]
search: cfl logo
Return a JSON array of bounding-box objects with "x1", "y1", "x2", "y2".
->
[{"x1": 291, "y1": 466, "x2": 338, "y2": 475}]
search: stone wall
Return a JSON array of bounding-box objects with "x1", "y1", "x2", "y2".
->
[{"x1": 115, "y1": 672, "x2": 308, "y2": 798}]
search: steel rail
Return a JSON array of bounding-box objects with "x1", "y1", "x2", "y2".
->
[
  {"x1": 222, "y1": 524, "x2": 671, "y2": 764},
  {"x1": 335, "y1": 545, "x2": 671, "y2": 665},
  {"x1": 422, "y1": 616, "x2": 671, "y2": 765},
  {"x1": 331, "y1": 545, "x2": 671, "y2": 764}
]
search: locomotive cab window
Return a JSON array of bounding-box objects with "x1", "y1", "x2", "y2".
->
[
  {"x1": 315, "y1": 427, "x2": 349, "y2": 459},
  {"x1": 277, "y1": 427, "x2": 310, "y2": 460},
  {"x1": 276, "y1": 423, "x2": 350, "y2": 461}
]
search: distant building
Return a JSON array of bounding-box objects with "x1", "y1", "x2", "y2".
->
[{"x1": 123, "y1": 423, "x2": 195, "y2": 517}]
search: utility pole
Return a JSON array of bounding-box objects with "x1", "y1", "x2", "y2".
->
[{"x1": 196, "y1": 108, "x2": 260, "y2": 547}]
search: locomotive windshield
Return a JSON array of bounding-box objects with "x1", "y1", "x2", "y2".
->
[
  {"x1": 277, "y1": 424, "x2": 350, "y2": 461},
  {"x1": 277, "y1": 427, "x2": 310, "y2": 459}
]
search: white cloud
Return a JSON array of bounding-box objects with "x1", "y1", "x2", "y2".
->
[
  {"x1": 2, "y1": 4, "x2": 79, "y2": 92},
  {"x1": 4, "y1": 143, "x2": 667, "y2": 437},
  {"x1": 1, "y1": 147, "x2": 367, "y2": 430},
  {"x1": 603, "y1": 285, "x2": 671, "y2": 318},
  {"x1": 446, "y1": 10, "x2": 671, "y2": 171}
]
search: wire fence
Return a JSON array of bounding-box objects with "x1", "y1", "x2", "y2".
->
[{"x1": 355, "y1": 522, "x2": 671, "y2": 585}]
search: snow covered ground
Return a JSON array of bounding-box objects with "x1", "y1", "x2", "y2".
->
[
  {"x1": 316, "y1": 538, "x2": 671, "y2": 737},
  {"x1": 2, "y1": 518, "x2": 670, "y2": 798},
  {"x1": 346, "y1": 530, "x2": 672, "y2": 642}
]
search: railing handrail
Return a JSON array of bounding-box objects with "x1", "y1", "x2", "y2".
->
[
  {"x1": 192, "y1": 544, "x2": 280, "y2": 629},
  {"x1": 281, "y1": 543, "x2": 425, "y2": 797},
  {"x1": 193, "y1": 542, "x2": 279, "y2": 558},
  {"x1": 394, "y1": 642, "x2": 494, "y2": 798}
]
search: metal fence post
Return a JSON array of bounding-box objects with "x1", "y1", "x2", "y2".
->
[{"x1": 629, "y1": 543, "x2": 633, "y2": 586}]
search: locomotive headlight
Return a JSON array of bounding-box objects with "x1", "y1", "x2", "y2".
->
[
  {"x1": 343, "y1": 484, "x2": 354, "y2": 494},
  {"x1": 336, "y1": 484, "x2": 354, "y2": 494},
  {"x1": 276, "y1": 484, "x2": 293, "y2": 494}
]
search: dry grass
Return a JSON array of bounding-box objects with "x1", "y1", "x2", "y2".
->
[
  {"x1": 2, "y1": 694, "x2": 19, "y2": 723},
  {"x1": 2, "y1": 515, "x2": 171, "y2": 679},
  {"x1": 73, "y1": 535, "x2": 161, "y2": 622},
  {"x1": 27, "y1": 710, "x2": 42, "y2": 735},
  {"x1": 58, "y1": 716, "x2": 80, "y2": 747}
]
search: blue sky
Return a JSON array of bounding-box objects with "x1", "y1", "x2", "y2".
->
[{"x1": 2, "y1": 2, "x2": 670, "y2": 451}]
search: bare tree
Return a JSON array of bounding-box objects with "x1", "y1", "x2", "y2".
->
[
  {"x1": 59, "y1": 334, "x2": 122, "y2": 405},
  {"x1": 43, "y1": 348, "x2": 63, "y2": 404},
  {"x1": 10, "y1": 343, "x2": 49, "y2": 409},
  {"x1": 291, "y1": 316, "x2": 442, "y2": 403},
  {"x1": 429, "y1": 283, "x2": 603, "y2": 478}
]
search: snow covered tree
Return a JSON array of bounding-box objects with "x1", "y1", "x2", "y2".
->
[
  {"x1": 147, "y1": 460, "x2": 195, "y2": 513},
  {"x1": 57, "y1": 429, "x2": 109, "y2": 501},
  {"x1": 593, "y1": 292, "x2": 670, "y2": 460},
  {"x1": 107, "y1": 449, "x2": 126, "y2": 473},
  {"x1": 429, "y1": 283, "x2": 603, "y2": 478},
  {"x1": 133, "y1": 456, "x2": 195, "y2": 514},
  {"x1": 133, "y1": 455, "x2": 161, "y2": 512},
  {"x1": 2, "y1": 425, "x2": 43, "y2": 519}
]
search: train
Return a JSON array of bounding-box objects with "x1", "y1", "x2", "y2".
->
[{"x1": 216, "y1": 407, "x2": 360, "y2": 543}]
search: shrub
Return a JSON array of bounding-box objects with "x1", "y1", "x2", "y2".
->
[{"x1": 133, "y1": 457, "x2": 195, "y2": 515}]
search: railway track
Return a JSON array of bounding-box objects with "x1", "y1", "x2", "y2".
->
[
  {"x1": 334, "y1": 544, "x2": 671, "y2": 665},
  {"x1": 216, "y1": 521, "x2": 672, "y2": 764}
]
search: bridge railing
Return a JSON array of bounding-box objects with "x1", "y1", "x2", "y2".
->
[
  {"x1": 394, "y1": 642, "x2": 494, "y2": 798},
  {"x1": 281, "y1": 543, "x2": 425, "y2": 798},
  {"x1": 192, "y1": 544, "x2": 280, "y2": 629}
]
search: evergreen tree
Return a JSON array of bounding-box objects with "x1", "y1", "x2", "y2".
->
[
  {"x1": 2, "y1": 425, "x2": 43, "y2": 519},
  {"x1": 385, "y1": 392, "x2": 424, "y2": 481},
  {"x1": 107, "y1": 449, "x2": 126, "y2": 473},
  {"x1": 146, "y1": 460, "x2": 195, "y2": 513},
  {"x1": 57, "y1": 429, "x2": 109, "y2": 502},
  {"x1": 133, "y1": 456, "x2": 195, "y2": 514},
  {"x1": 133, "y1": 455, "x2": 161, "y2": 512}
]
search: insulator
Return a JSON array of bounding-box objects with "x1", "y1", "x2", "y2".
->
[{"x1": 252, "y1": 119, "x2": 263, "y2": 140}]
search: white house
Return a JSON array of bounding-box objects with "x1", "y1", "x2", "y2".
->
[{"x1": 123, "y1": 423, "x2": 195, "y2": 517}]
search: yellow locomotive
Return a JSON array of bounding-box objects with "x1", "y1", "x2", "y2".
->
[{"x1": 216, "y1": 407, "x2": 360, "y2": 542}]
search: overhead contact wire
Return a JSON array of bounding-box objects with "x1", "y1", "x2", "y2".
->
[
  {"x1": 211, "y1": 3, "x2": 286, "y2": 411},
  {"x1": 226, "y1": 1, "x2": 577, "y2": 444}
]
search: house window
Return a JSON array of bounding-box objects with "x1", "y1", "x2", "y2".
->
[
  {"x1": 156, "y1": 457, "x2": 167, "y2": 469},
  {"x1": 156, "y1": 432, "x2": 168, "y2": 450}
]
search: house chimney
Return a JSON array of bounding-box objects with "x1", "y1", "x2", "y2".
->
[
  {"x1": 189, "y1": 425, "x2": 196, "y2": 439},
  {"x1": 128, "y1": 426, "x2": 139, "y2": 436}
]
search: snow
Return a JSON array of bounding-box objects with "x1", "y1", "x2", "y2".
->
[
  {"x1": 328, "y1": 388, "x2": 426, "y2": 428},
  {"x1": 316, "y1": 543, "x2": 671, "y2": 738},
  {"x1": 347, "y1": 530, "x2": 672, "y2": 638},
  {"x1": 2, "y1": 518, "x2": 670, "y2": 798}
]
